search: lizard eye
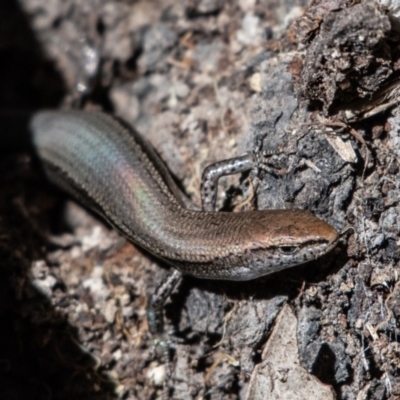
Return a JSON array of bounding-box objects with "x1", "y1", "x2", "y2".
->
[{"x1": 278, "y1": 246, "x2": 298, "y2": 255}]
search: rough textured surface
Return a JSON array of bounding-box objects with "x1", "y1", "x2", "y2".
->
[
  {"x1": 246, "y1": 304, "x2": 336, "y2": 399},
  {"x1": 1, "y1": 0, "x2": 400, "y2": 399},
  {"x1": 296, "y1": 0, "x2": 394, "y2": 112}
]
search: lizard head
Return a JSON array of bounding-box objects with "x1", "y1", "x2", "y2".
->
[{"x1": 228, "y1": 209, "x2": 339, "y2": 280}]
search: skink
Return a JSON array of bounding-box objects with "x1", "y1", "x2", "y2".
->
[{"x1": 28, "y1": 110, "x2": 339, "y2": 330}]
